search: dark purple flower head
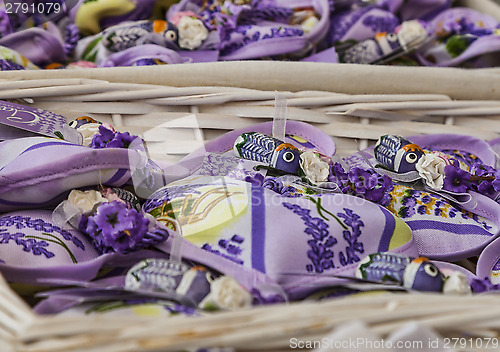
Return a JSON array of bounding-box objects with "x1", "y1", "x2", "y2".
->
[
  {"x1": 328, "y1": 163, "x2": 348, "y2": 183},
  {"x1": 106, "y1": 131, "x2": 137, "y2": 148},
  {"x1": 443, "y1": 164, "x2": 471, "y2": 193},
  {"x1": 472, "y1": 163, "x2": 495, "y2": 177},
  {"x1": 85, "y1": 201, "x2": 149, "y2": 253},
  {"x1": 348, "y1": 168, "x2": 373, "y2": 193},
  {"x1": 90, "y1": 125, "x2": 142, "y2": 149},
  {"x1": 328, "y1": 163, "x2": 393, "y2": 204},
  {"x1": 470, "y1": 277, "x2": 500, "y2": 293},
  {"x1": 90, "y1": 125, "x2": 115, "y2": 148},
  {"x1": 493, "y1": 178, "x2": 500, "y2": 193}
]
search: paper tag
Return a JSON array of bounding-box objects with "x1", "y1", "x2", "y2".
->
[{"x1": 0, "y1": 100, "x2": 81, "y2": 144}]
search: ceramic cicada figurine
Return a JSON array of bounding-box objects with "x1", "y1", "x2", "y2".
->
[
  {"x1": 374, "y1": 134, "x2": 425, "y2": 173},
  {"x1": 356, "y1": 252, "x2": 444, "y2": 292},
  {"x1": 233, "y1": 132, "x2": 302, "y2": 174},
  {"x1": 101, "y1": 20, "x2": 179, "y2": 52}
]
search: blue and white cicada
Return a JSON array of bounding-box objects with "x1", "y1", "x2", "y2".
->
[
  {"x1": 356, "y1": 252, "x2": 444, "y2": 292},
  {"x1": 374, "y1": 135, "x2": 425, "y2": 173},
  {"x1": 233, "y1": 132, "x2": 301, "y2": 174}
]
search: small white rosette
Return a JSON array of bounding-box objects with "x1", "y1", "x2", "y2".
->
[
  {"x1": 299, "y1": 151, "x2": 330, "y2": 185},
  {"x1": 199, "y1": 276, "x2": 253, "y2": 310}
]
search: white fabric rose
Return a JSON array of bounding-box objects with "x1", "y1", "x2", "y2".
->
[
  {"x1": 397, "y1": 20, "x2": 428, "y2": 49},
  {"x1": 443, "y1": 271, "x2": 472, "y2": 295},
  {"x1": 76, "y1": 123, "x2": 101, "y2": 147},
  {"x1": 200, "y1": 276, "x2": 252, "y2": 310},
  {"x1": 177, "y1": 16, "x2": 209, "y2": 50},
  {"x1": 299, "y1": 151, "x2": 330, "y2": 184},
  {"x1": 415, "y1": 152, "x2": 451, "y2": 190},
  {"x1": 68, "y1": 189, "x2": 108, "y2": 214}
]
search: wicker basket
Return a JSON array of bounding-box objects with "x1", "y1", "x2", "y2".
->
[{"x1": 1, "y1": 62, "x2": 500, "y2": 352}]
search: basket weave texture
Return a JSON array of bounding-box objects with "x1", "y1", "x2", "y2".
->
[{"x1": 1, "y1": 63, "x2": 500, "y2": 351}]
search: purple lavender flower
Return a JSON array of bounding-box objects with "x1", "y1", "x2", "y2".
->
[
  {"x1": 106, "y1": 131, "x2": 137, "y2": 148},
  {"x1": 328, "y1": 163, "x2": 392, "y2": 203},
  {"x1": 329, "y1": 163, "x2": 348, "y2": 183},
  {"x1": 85, "y1": 201, "x2": 149, "y2": 253},
  {"x1": 467, "y1": 163, "x2": 500, "y2": 198},
  {"x1": 90, "y1": 125, "x2": 115, "y2": 148},
  {"x1": 262, "y1": 177, "x2": 301, "y2": 197},
  {"x1": 364, "y1": 174, "x2": 392, "y2": 203},
  {"x1": 472, "y1": 163, "x2": 494, "y2": 177},
  {"x1": 90, "y1": 125, "x2": 142, "y2": 149},
  {"x1": 443, "y1": 164, "x2": 471, "y2": 193},
  {"x1": 348, "y1": 168, "x2": 372, "y2": 193},
  {"x1": 470, "y1": 277, "x2": 500, "y2": 293}
]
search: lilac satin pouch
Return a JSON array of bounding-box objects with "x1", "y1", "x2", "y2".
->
[
  {"x1": 346, "y1": 134, "x2": 500, "y2": 261},
  {"x1": 169, "y1": 0, "x2": 330, "y2": 60},
  {"x1": 221, "y1": 0, "x2": 331, "y2": 60},
  {"x1": 417, "y1": 8, "x2": 500, "y2": 67},
  {"x1": 0, "y1": 137, "x2": 166, "y2": 211},
  {"x1": 144, "y1": 175, "x2": 417, "y2": 300},
  {"x1": 0, "y1": 27, "x2": 66, "y2": 65}
]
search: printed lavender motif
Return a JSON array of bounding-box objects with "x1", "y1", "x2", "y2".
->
[
  {"x1": 0, "y1": 215, "x2": 85, "y2": 250},
  {"x1": 198, "y1": 153, "x2": 257, "y2": 179},
  {"x1": 0, "y1": 230, "x2": 54, "y2": 259},
  {"x1": 283, "y1": 197, "x2": 366, "y2": 272},
  {"x1": 143, "y1": 185, "x2": 202, "y2": 214},
  {"x1": 329, "y1": 7, "x2": 372, "y2": 44},
  {"x1": 262, "y1": 177, "x2": 304, "y2": 197},
  {"x1": 202, "y1": 234, "x2": 244, "y2": 265},
  {"x1": 282, "y1": 200, "x2": 337, "y2": 273},
  {"x1": 244, "y1": 2, "x2": 293, "y2": 23},
  {"x1": 391, "y1": 186, "x2": 492, "y2": 231},
  {"x1": 0, "y1": 229, "x2": 80, "y2": 262},
  {"x1": 337, "y1": 208, "x2": 365, "y2": 266}
]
